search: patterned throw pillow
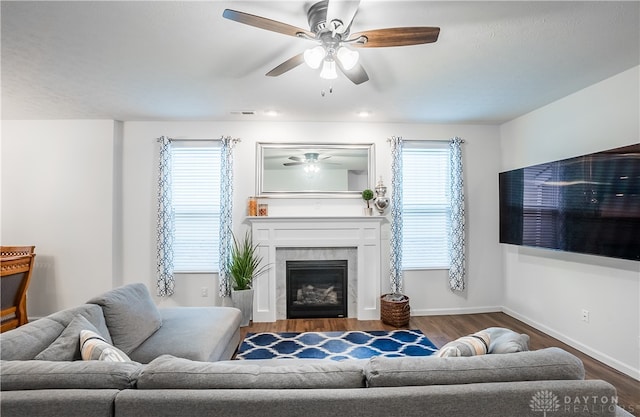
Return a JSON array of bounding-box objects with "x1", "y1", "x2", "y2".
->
[
  {"x1": 80, "y1": 330, "x2": 131, "y2": 362},
  {"x1": 435, "y1": 331, "x2": 490, "y2": 357}
]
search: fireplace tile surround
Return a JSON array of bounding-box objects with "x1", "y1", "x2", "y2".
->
[
  {"x1": 248, "y1": 216, "x2": 386, "y2": 322},
  {"x1": 279, "y1": 248, "x2": 356, "y2": 319}
]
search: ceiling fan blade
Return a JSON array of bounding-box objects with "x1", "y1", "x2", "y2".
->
[
  {"x1": 326, "y1": 0, "x2": 360, "y2": 33},
  {"x1": 266, "y1": 53, "x2": 306, "y2": 77},
  {"x1": 283, "y1": 162, "x2": 305, "y2": 166},
  {"x1": 348, "y1": 27, "x2": 440, "y2": 48},
  {"x1": 337, "y1": 60, "x2": 369, "y2": 85},
  {"x1": 223, "y1": 9, "x2": 314, "y2": 38},
  {"x1": 288, "y1": 156, "x2": 304, "y2": 161}
]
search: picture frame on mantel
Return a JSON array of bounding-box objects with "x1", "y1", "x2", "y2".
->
[{"x1": 256, "y1": 142, "x2": 375, "y2": 198}]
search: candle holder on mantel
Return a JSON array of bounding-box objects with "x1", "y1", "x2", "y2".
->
[
  {"x1": 247, "y1": 196, "x2": 258, "y2": 216},
  {"x1": 373, "y1": 177, "x2": 390, "y2": 215}
]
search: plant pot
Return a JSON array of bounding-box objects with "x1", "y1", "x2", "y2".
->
[
  {"x1": 231, "y1": 288, "x2": 254, "y2": 327},
  {"x1": 363, "y1": 207, "x2": 373, "y2": 216}
]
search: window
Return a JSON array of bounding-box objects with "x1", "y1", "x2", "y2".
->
[
  {"x1": 171, "y1": 141, "x2": 221, "y2": 272},
  {"x1": 402, "y1": 143, "x2": 451, "y2": 269}
]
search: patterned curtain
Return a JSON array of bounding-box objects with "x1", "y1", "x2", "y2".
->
[
  {"x1": 449, "y1": 137, "x2": 466, "y2": 291},
  {"x1": 218, "y1": 136, "x2": 236, "y2": 297},
  {"x1": 156, "y1": 136, "x2": 175, "y2": 297},
  {"x1": 389, "y1": 136, "x2": 404, "y2": 294}
]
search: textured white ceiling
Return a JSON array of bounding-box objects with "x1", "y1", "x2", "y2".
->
[{"x1": 2, "y1": 1, "x2": 638, "y2": 124}]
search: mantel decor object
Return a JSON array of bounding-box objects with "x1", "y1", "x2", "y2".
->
[
  {"x1": 373, "y1": 177, "x2": 390, "y2": 215},
  {"x1": 362, "y1": 189, "x2": 374, "y2": 216},
  {"x1": 248, "y1": 197, "x2": 258, "y2": 216}
]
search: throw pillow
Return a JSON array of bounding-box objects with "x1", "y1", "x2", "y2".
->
[
  {"x1": 86, "y1": 283, "x2": 162, "y2": 354},
  {"x1": 434, "y1": 330, "x2": 490, "y2": 357},
  {"x1": 80, "y1": 330, "x2": 131, "y2": 362},
  {"x1": 484, "y1": 327, "x2": 530, "y2": 354},
  {"x1": 34, "y1": 315, "x2": 103, "y2": 361}
]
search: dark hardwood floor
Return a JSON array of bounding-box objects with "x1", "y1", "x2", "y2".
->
[{"x1": 240, "y1": 312, "x2": 640, "y2": 416}]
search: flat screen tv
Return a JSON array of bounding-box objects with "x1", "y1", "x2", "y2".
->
[{"x1": 499, "y1": 144, "x2": 640, "y2": 261}]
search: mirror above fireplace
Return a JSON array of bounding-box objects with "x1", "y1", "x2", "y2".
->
[{"x1": 256, "y1": 143, "x2": 375, "y2": 198}]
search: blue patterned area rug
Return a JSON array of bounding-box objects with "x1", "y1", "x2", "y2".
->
[{"x1": 236, "y1": 329, "x2": 438, "y2": 361}]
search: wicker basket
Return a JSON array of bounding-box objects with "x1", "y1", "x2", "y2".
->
[{"x1": 380, "y1": 293, "x2": 410, "y2": 327}]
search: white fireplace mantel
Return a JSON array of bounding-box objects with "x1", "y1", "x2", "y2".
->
[{"x1": 247, "y1": 216, "x2": 386, "y2": 322}]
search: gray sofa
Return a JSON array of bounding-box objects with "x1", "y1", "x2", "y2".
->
[{"x1": 0, "y1": 284, "x2": 633, "y2": 417}]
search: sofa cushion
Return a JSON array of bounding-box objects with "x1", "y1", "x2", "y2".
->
[
  {"x1": 0, "y1": 304, "x2": 111, "y2": 360},
  {"x1": 34, "y1": 315, "x2": 104, "y2": 361},
  {"x1": 128, "y1": 306, "x2": 242, "y2": 363},
  {"x1": 46, "y1": 304, "x2": 113, "y2": 345},
  {"x1": 434, "y1": 330, "x2": 490, "y2": 357},
  {"x1": 80, "y1": 330, "x2": 132, "y2": 362},
  {"x1": 137, "y1": 355, "x2": 366, "y2": 389},
  {"x1": 365, "y1": 347, "x2": 585, "y2": 387},
  {"x1": 87, "y1": 283, "x2": 162, "y2": 354},
  {"x1": 0, "y1": 360, "x2": 142, "y2": 391}
]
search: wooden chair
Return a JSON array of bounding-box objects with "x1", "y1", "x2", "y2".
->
[
  {"x1": 1, "y1": 246, "x2": 35, "y2": 258},
  {"x1": 1, "y1": 247, "x2": 36, "y2": 332}
]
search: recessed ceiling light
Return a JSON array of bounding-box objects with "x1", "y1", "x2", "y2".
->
[
  {"x1": 357, "y1": 111, "x2": 371, "y2": 118},
  {"x1": 230, "y1": 110, "x2": 256, "y2": 115},
  {"x1": 264, "y1": 110, "x2": 279, "y2": 117}
]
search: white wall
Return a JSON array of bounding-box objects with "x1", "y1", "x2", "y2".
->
[
  {"x1": 500, "y1": 66, "x2": 640, "y2": 379},
  {"x1": 120, "y1": 121, "x2": 503, "y2": 312},
  {"x1": 1, "y1": 120, "x2": 118, "y2": 316}
]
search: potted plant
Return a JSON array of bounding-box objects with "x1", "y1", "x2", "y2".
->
[
  {"x1": 229, "y1": 231, "x2": 269, "y2": 326},
  {"x1": 362, "y1": 188, "x2": 374, "y2": 216}
]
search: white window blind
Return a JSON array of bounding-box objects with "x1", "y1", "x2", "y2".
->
[
  {"x1": 402, "y1": 143, "x2": 451, "y2": 269},
  {"x1": 171, "y1": 142, "x2": 221, "y2": 273}
]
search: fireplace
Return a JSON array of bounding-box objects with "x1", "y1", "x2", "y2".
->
[
  {"x1": 249, "y1": 216, "x2": 384, "y2": 322},
  {"x1": 286, "y1": 260, "x2": 348, "y2": 319}
]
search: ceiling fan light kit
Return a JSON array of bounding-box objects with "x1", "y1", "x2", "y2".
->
[
  {"x1": 336, "y1": 47, "x2": 359, "y2": 70},
  {"x1": 304, "y1": 45, "x2": 325, "y2": 69},
  {"x1": 320, "y1": 59, "x2": 338, "y2": 80},
  {"x1": 222, "y1": 0, "x2": 440, "y2": 86}
]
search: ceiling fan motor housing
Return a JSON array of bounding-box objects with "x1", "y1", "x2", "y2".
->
[
  {"x1": 307, "y1": 1, "x2": 330, "y2": 34},
  {"x1": 308, "y1": 0, "x2": 348, "y2": 37}
]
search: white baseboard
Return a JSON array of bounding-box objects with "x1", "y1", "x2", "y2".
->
[
  {"x1": 502, "y1": 306, "x2": 640, "y2": 381},
  {"x1": 411, "y1": 306, "x2": 502, "y2": 316}
]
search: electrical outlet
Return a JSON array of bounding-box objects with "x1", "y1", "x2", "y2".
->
[
  {"x1": 201, "y1": 287, "x2": 209, "y2": 297},
  {"x1": 581, "y1": 309, "x2": 589, "y2": 322}
]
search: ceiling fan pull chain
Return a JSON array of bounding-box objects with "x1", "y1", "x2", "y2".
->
[{"x1": 320, "y1": 84, "x2": 334, "y2": 97}]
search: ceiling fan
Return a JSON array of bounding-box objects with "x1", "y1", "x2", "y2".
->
[
  {"x1": 283, "y1": 152, "x2": 336, "y2": 166},
  {"x1": 222, "y1": 0, "x2": 440, "y2": 85}
]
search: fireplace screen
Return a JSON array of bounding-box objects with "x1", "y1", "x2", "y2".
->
[{"x1": 286, "y1": 260, "x2": 348, "y2": 319}]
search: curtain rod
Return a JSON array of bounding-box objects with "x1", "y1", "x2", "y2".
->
[
  {"x1": 387, "y1": 137, "x2": 465, "y2": 144},
  {"x1": 156, "y1": 136, "x2": 241, "y2": 143}
]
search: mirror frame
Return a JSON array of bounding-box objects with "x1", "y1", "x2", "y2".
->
[{"x1": 256, "y1": 142, "x2": 375, "y2": 198}]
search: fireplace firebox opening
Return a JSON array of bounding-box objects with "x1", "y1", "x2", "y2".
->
[{"x1": 286, "y1": 260, "x2": 348, "y2": 319}]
